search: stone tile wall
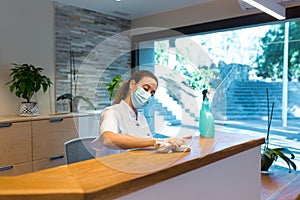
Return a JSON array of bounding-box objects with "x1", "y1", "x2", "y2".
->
[{"x1": 55, "y1": 2, "x2": 131, "y2": 112}]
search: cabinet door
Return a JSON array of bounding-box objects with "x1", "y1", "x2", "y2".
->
[
  {"x1": 32, "y1": 117, "x2": 78, "y2": 161},
  {"x1": 32, "y1": 155, "x2": 66, "y2": 172},
  {"x1": 0, "y1": 162, "x2": 32, "y2": 176},
  {"x1": 0, "y1": 122, "x2": 32, "y2": 166}
]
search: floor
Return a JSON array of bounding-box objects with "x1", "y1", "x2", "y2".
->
[{"x1": 261, "y1": 166, "x2": 300, "y2": 200}]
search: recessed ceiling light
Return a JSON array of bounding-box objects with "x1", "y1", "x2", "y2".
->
[{"x1": 115, "y1": 0, "x2": 122, "y2": 2}]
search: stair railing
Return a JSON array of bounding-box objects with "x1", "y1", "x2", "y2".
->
[{"x1": 212, "y1": 64, "x2": 239, "y2": 120}]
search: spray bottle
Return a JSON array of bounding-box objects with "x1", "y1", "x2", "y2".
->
[{"x1": 199, "y1": 89, "x2": 215, "y2": 138}]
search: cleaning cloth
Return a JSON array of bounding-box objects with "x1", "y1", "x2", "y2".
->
[{"x1": 155, "y1": 139, "x2": 191, "y2": 153}]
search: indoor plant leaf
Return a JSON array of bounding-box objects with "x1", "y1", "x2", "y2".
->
[
  {"x1": 6, "y1": 63, "x2": 52, "y2": 103},
  {"x1": 56, "y1": 93, "x2": 73, "y2": 101},
  {"x1": 272, "y1": 148, "x2": 295, "y2": 159},
  {"x1": 73, "y1": 96, "x2": 96, "y2": 110},
  {"x1": 271, "y1": 148, "x2": 297, "y2": 172}
]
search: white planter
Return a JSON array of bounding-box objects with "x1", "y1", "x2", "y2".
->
[{"x1": 19, "y1": 102, "x2": 39, "y2": 116}]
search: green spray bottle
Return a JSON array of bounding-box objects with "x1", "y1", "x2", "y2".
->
[{"x1": 199, "y1": 89, "x2": 215, "y2": 138}]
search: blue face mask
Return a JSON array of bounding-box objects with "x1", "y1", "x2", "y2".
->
[{"x1": 132, "y1": 87, "x2": 151, "y2": 109}]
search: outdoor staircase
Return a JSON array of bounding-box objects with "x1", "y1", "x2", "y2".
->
[
  {"x1": 225, "y1": 81, "x2": 295, "y2": 120},
  {"x1": 143, "y1": 86, "x2": 199, "y2": 132},
  {"x1": 144, "y1": 80, "x2": 299, "y2": 126},
  {"x1": 143, "y1": 98, "x2": 180, "y2": 135}
]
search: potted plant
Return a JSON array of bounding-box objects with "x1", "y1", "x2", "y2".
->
[
  {"x1": 261, "y1": 89, "x2": 297, "y2": 173},
  {"x1": 56, "y1": 93, "x2": 96, "y2": 112},
  {"x1": 56, "y1": 49, "x2": 96, "y2": 113},
  {"x1": 106, "y1": 75, "x2": 123, "y2": 102},
  {"x1": 6, "y1": 63, "x2": 52, "y2": 116}
]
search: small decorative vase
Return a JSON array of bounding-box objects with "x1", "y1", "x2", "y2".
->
[{"x1": 19, "y1": 102, "x2": 39, "y2": 116}]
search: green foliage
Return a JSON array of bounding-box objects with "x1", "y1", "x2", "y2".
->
[
  {"x1": 6, "y1": 63, "x2": 52, "y2": 103},
  {"x1": 56, "y1": 93, "x2": 73, "y2": 101},
  {"x1": 56, "y1": 93, "x2": 96, "y2": 111},
  {"x1": 106, "y1": 75, "x2": 123, "y2": 101},
  {"x1": 154, "y1": 40, "x2": 219, "y2": 91},
  {"x1": 154, "y1": 41, "x2": 169, "y2": 66},
  {"x1": 174, "y1": 65, "x2": 219, "y2": 91},
  {"x1": 256, "y1": 22, "x2": 300, "y2": 81},
  {"x1": 261, "y1": 147, "x2": 296, "y2": 173},
  {"x1": 73, "y1": 96, "x2": 96, "y2": 110},
  {"x1": 261, "y1": 89, "x2": 297, "y2": 173}
]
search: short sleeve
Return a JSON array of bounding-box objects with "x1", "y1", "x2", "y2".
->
[{"x1": 99, "y1": 107, "x2": 120, "y2": 136}]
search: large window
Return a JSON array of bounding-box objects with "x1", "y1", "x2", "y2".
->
[{"x1": 135, "y1": 16, "x2": 300, "y2": 169}]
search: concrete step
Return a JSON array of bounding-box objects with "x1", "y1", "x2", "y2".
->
[
  {"x1": 230, "y1": 84, "x2": 282, "y2": 88},
  {"x1": 144, "y1": 99, "x2": 182, "y2": 127},
  {"x1": 223, "y1": 80, "x2": 298, "y2": 120},
  {"x1": 229, "y1": 93, "x2": 281, "y2": 96},
  {"x1": 226, "y1": 110, "x2": 282, "y2": 114},
  {"x1": 225, "y1": 115, "x2": 299, "y2": 121},
  {"x1": 231, "y1": 82, "x2": 282, "y2": 85},
  {"x1": 226, "y1": 99, "x2": 281, "y2": 102}
]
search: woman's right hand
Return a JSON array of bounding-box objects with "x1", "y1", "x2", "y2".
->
[
  {"x1": 155, "y1": 137, "x2": 191, "y2": 153},
  {"x1": 165, "y1": 137, "x2": 187, "y2": 150}
]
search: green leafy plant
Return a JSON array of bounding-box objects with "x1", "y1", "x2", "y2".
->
[
  {"x1": 261, "y1": 89, "x2": 297, "y2": 173},
  {"x1": 106, "y1": 75, "x2": 123, "y2": 101},
  {"x1": 6, "y1": 63, "x2": 52, "y2": 102},
  {"x1": 56, "y1": 93, "x2": 96, "y2": 112}
]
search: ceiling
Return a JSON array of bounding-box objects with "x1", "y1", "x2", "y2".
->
[
  {"x1": 54, "y1": 0, "x2": 300, "y2": 20},
  {"x1": 54, "y1": 0, "x2": 213, "y2": 20}
]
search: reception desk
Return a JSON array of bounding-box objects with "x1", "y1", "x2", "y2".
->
[{"x1": 0, "y1": 132, "x2": 264, "y2": 200}]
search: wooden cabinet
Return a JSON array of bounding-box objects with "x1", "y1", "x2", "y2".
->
[
  {"x1": 0, "y1": 115, "x2": 79, "y2": 175},
  {"x1": 32, "y1": 156, "x2": 66, "y2": 172},
  {"x1": 0, "y1": 162, "x2": 32, "y2": 176},
  {"x1": 32, "y1": 117, "x2": 78, "y2": 171},
  {"x1": 0, "y1": 122, "x2": 32, "y2": 176}
]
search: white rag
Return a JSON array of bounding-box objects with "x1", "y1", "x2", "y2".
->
[{"x1": 154, "y1": 139, "x2": 191, "y2": 153}]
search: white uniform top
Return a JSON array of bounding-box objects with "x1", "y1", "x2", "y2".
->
[{"x1": 91, "y1": 100, "x2": 153, "y2": 156}]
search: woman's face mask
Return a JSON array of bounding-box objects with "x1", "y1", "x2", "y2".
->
[{"x1": 132, "y1": 87, "x2": 151, "y2": 109}]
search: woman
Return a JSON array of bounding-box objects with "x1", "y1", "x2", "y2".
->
[{"x1": 91, "y1": 70, "x2": 188, "y2": 155}]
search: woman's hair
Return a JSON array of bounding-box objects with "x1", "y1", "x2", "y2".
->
[{"x1": 113, "y1": 70, "x2": 158, "y2": 105}]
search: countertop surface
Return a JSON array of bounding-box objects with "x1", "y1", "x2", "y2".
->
[
  {"x1": 0, "y1": 132, "x2": 264, "y2": 200},
  {"x1": 0, "y1": 111, "x2": 101, "y2": 123}
]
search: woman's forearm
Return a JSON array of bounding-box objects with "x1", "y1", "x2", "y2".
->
[{"x1": 101, "y1": 131, "x2": 156, "y2": 149}]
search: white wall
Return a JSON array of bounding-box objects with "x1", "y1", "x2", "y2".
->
[{"x1": 0, "y1": 0, "x2": 55, "y2": 115}]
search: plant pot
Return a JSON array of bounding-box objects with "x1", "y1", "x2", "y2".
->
[
  {"x1": 261, "y1": 154, "x2": 275, "y2": 172},
  {"x1": 19, "y1": 102, "x2": 39, "y2": 116},
  {"x1": 72, "y1": 98, "x2": 80, "y2": 113}
]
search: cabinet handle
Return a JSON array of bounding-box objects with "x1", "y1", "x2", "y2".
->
[
  {"x1": 50, "y1": 155, "x2": 64, "y2": 161},
  {"x1": 0, "y1": 123, "x2": 12, "y2": 128},
  {"x1": 0, "y1": 165, "x2": 13, "y2": 172},
  {"x1": 49, "y1": 118, "x2": 63, "y2": 123}
]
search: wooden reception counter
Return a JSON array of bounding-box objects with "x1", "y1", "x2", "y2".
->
[{"x1": 0, "y1": 132, "x2": 264, "y2": 200}]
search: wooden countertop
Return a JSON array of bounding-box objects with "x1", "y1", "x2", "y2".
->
[
  {"x1": 0, "y1": 111, "x2": 101, "y2": 123},
  {"x1": 0, "y1": 132, "x2": 264, "y2": 200}
]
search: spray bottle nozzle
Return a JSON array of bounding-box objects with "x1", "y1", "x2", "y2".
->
[{"x1": 202, "y1": 89, "x2": 208, "y2": 101}]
